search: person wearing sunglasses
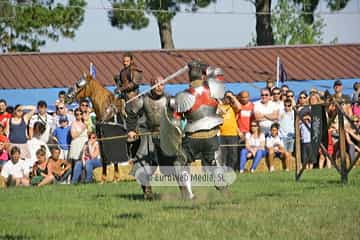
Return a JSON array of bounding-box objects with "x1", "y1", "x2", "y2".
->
[
  {"x1": 79, "y1": 99, "x2": 96, "y2": 133},
  {"x1": 285, "y1": 90, "x2": 296, "y2": 107},
  {"x1": 271, "y1": 87, "x2": 284, "y2": 112},
  {"x1": 254, "y1": 88, "x2": 279, "y2": 136}
]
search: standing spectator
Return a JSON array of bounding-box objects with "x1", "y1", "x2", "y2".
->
[
  {"x1": 254, "y1": 88, "x2": 279, "y2": 136},
  {"x1": 0, "y1": 99, "x2": 11, "y2": 129},
  {"x1": 6, "y1": 105, "x2": 36, "y2": 159},
  {"x1": 70, "y1": 108, "x2": 88, "y2": 184},
  {"x1": 286, "y1": 90, "x2": 296, "y2": 107},
  {"x1": 81, "y1": 132, "x2": 102, "y2": 183},
  {"x1": 55, "y1": 90, "x2": 66, "y2": 107},
  {"x1": 27, "y1": 122, "x2": 51, "y2": 166},
  {"x1": 266, "y1": 79, "x2": 275, "y2": 92},
  {"x1": 1, "y1": 146, "x2": 30, "y2": 187},
  {"x1": 29, "y1": 100, "x2": 54, "y2": 143},
  {"x1": 279, "y1": 99, "x2": 295, "y2": 155},
  {"x1": 52, "y1": 116, "x2": 71, "y2": 161},
  {"x1": 351, "y1": 82, "x2": 360, "y2": 103},
  {"x1": 266, "y1": 123, "x2": 291, "y2": 172},
  {"x1": 352, "y1": 94, "x2": 360, "y2": 117},
  {"x1": 297, "y1": 91, "x2": 308, "y2": 112},
  {"x1": 218, "y1": 92, "x2": 240, "y2": 169},
  {"x1": 280, "y1": 85, "x2": 289, "y2": 101},
  {"x1": 236, "y1": 91, "x2": 254, "y2": 139},
  {"x1": 47, "y1": 147, "x2": 72, "y2": 184},
  {"x1": 79, "y1": 99, "x2": 96, "y2": 133},
  {"x1": 300, "y1": 111, "x2": 315, "y2": 169},
  {"x1": 54, "y1": 103, "x2": 74, "y2": 128},
  {"x1": 332, "y1": 80, "x2": 352, "y2": 117},
  {"x1": 239, "y1": 121, "x2": 266, "y2": 173},
  {"x1": 271, "y1": 87, "x2": 284, "y2": 113},
  {"x1": 345, "y1": 116, "x2": 360, "y2": 164}
]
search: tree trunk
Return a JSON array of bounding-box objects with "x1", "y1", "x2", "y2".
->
[
  {"x1": 157, "y1": 19, "x2": 175, "y2": 49},
  {"x1": 256, "y1": 0, "x2": 274, "y2": 46}
]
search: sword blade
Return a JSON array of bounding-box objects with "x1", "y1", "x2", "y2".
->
[{"x1": 126, "y1": 65, "x2": 189, "y2": 104}]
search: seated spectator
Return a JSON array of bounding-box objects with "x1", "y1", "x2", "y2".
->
[
  {"x1": 6, "y1": 104, "x2": 36, "y2": 159},
  {"x1": 0, "y1": 140, "x2": 9, "y2": 171},
  {"x1": 52, "y1": 115, "x2": 71, "y2": 160},
  {"x1": 279, "y1": 99, "x2": 295, "y2": 155},
  {"x1": 81, "y1": 132, "x2": 102, "y2": 183},
  {"x1": 345, "y1": 116, "x2": 360, "y2": 164},
  {"x1": 1, "y1": 146, "x2": 30, "y2": 187},
  {"x1": 47, "y1": 147, "x2": 72, "y2": 184},
  {"x1": 27, "y1": 122, "x2": 51, "y2": 166},
  {"x1": 266, "y1": 123, "x2": 291, "y2": 171},
  {"x1": 239, "y1": 121, "x2": 266, "y2": 173},
  {"x1": 30, "y1": 147, "x2": 53, "y2": 187}
]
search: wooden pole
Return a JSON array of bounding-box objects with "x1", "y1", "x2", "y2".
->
[
  {"x1": 295, "y1": 111, "x2": 302, "y2": 181},
  {"x1": 338, "y1": 109, "x2": 348, "y2": 184}
]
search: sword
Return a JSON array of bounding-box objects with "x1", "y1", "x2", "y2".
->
[{"x1": 126, "y1": 65, "x2": 189, "y2": 104}]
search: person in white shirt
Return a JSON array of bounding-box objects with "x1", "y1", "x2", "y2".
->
[
  {"x1": 254, "y1": 88, "x2": 279, "y2": 136},
  {"x1": 1, "y1": 146, "x2": 30, "y2": 187},
  {"x1": 27, "y1": 122, "x2": 51, "y2": 166},
  {"x1": 266, "y1": 123, "x2": 291, "y2": 172},
  {"x1": 28, "y1": 100, "x2": 54, "y2": 143},
  {"x1": 279, "y1": 99, "x2": 295, "y2": 154}
]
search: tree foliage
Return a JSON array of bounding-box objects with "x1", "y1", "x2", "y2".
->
[
  {"x1": 272, "y1": 0, "x2": 325, "y2": 45},
  {"x1": 0, "y1": 0, "x2": 86, "y2": 52},
  {"x1": 108, "y1": 0, "x2": 216, "y2": 49}
]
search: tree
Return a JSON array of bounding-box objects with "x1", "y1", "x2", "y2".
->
[
  {"x1": 255, "y1": 0, "x2": 274, "y2": 45},
  {"x1": 272, "y1": 0, "x2": 325, "y2": 45},
  {"x1": 0, "y1": 0, "x2": 86, "y2": 52},
  {"x1": 293, "y1": 0, "x2": 351, "y2": 24},
  {"x1": 108, "y1": 0, "x2": 215, "y2": 49}
]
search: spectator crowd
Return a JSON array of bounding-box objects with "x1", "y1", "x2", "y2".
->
[{"x1": 0, "y1": 77, "x2": 359, "y2": 188}]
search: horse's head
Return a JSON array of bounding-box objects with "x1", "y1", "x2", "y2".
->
[{"x1": 65, "y1": 74, "x2": 92, "y2": 104}]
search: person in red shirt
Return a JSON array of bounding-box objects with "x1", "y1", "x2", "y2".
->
[
  {"x1": 0, "y1": 99, "x2": 11, "y2": 129},
  {"x1": 236, "y1": 91, "x2": 254, "y2": 140}
]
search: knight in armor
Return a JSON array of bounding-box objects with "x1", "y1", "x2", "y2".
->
[
  {"x1": 126, "y1": 77, "x2": 194, "y2": 200},
  {"x1": 114, "y1": 53, "x2": 143, "y2": 100},
  {"x1": 174, "y1": 60, "x2": 230, "y2": 195}
]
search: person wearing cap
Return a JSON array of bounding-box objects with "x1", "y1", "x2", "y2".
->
[
  {"x1": 29, "y1": 100, "x2": 54, "y2": 143},
  {"x1": 332, "y1": 80, "x2": 352, "y2": 118},
  {"x1": 52, "y1": 115, "x2": 71, "y2": 161}
]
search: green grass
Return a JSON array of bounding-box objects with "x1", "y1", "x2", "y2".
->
[{"x1": 0, "y1": 169, "x2": 360, "y2": 240}]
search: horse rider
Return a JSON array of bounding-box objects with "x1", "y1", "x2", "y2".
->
[
  {"x1": 114, "y1": 53, "x2": 142, "y2": 101},
  {"x1": 173, "y1": 60, "x2": 230, "y2": 196},
  {"x1": 126, "y1": 76, "x2": 194, "y2": 200}
]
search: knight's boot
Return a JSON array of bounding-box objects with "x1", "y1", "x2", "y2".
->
[
  {"x1": 142, "y1": 185, "x2": 153, "y2": 200},
  {"x1": 215, "y1": 185, "x2": 231, "y2": 199}
]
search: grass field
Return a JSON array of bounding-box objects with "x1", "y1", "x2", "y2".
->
[{"x1": 0, "y1": 169, "x2": 359, "y2": 240}]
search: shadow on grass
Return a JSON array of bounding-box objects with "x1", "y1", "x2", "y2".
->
[
  {"x1": 114, "y1": 193, "x2": 161, "y2": 201},
  {"x1": 0, "y1": 234, "x2": 32, "y2": 240},
  {"x1": 162, "y1": 205, "x2": 201, "y2": 211},
  {"x1": 114, "y1": 213, "x2": 143, "y2": 220}
]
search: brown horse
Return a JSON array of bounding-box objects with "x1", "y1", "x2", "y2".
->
[{"x1": 65, "y1": 74, "x2": 125, "y2": 122}]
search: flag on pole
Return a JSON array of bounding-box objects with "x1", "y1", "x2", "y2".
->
[
  {"x1": 89, "y1": 62, "x2": 96, "y2": 79},
  {"x1": 276, "y1": 56, "x2": 287, "y2": 87}
]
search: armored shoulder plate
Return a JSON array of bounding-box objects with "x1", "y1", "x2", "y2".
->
[
  {"x1": 175, "y1": 91, "x2": 196, "y2": 113},
  {"x1": 207, "y1": 77, "x2": 225, "y2": 100}
]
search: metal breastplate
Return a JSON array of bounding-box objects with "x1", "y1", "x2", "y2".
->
[
  {"x1": 143, "y1": 94, "x2": 168, "y2": 131},
  {"x1": 184, "y1": 86, "x2": 223, "y2": 133}
]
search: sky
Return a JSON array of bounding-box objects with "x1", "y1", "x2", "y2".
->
[{"x1": 40, "y1": 0, "x2": 360, "y2": 52}]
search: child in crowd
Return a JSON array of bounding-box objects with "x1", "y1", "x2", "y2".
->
[
  {"x1": 266, "y1": 123, "x2": 291, "y2": 172},
  {"x1": 300, "y1": 111, "x2": 316, "y2": 169},
  {"x1": 52, "y1": 115, "x2": 71, "y2": 160}
]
